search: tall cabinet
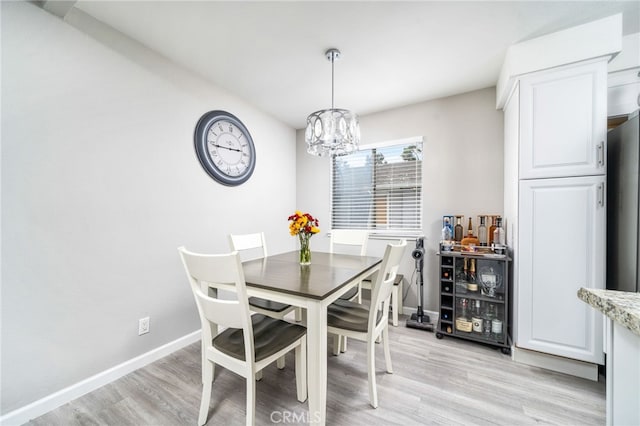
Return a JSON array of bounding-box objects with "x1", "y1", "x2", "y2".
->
[{"x1": 503, "y1": 58, "x2": 607, "y2": 368}]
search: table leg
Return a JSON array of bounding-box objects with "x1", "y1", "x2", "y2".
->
[{"x1": 306, "y1": 302, "x2": 327, "y2": 425}]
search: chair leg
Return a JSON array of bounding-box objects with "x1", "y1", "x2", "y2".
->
[
  {"x1": 277, "y1": 356, "x2": 285, "y2": 369},
  {"x1": 367, "y1": 338, "x2": 378, "y2": 409},
  {"x1": 294, "y1": 307, "x2": 302, "y2": 322},
  {"x1": 357, "y1": 281, "x2": 362, "y2": 304},
  {"x1": 392, "y1": 286, "x2": 399, "y2": 327},
  {"x1": 255, "y1": 370, "x2": 263, "y2": 381},
  {"x1": 340, "y1": 336, "x2": 347, "y2": 353},
  {"x1": 382, "y1": 326, "x2": 393, "y2": 374},
  {"x1": 198, "y1": 359, "x2": 214, "y2": 426},
  {"x1": 332, "y1": 334, "x2": 341, "y2": 356},
  {"x1": 246, "y1": 371, "x2": 256, "y2": 426},
  {"x1": 295, "y1": 336, "x2": 308, "y2": 402}
]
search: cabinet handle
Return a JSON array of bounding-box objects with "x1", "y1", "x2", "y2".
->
[
  {"x1": 598, "y1": 183, "x2": 605, "y2": 207},
  {"x1": 597, "y1": 142, "x2": 605, "y2": 167}
]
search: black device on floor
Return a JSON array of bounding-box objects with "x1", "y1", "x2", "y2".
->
[{"x1": 406, "y1": 237, "x2": 434, "y2": 331}]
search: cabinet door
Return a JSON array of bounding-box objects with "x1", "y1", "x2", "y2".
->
[
  {"x1": 518, "y1": 176, "x2": 605, "y2": 363},
  {"x1": 519, "y1": 60, "x2": 607, "y2": 179}
]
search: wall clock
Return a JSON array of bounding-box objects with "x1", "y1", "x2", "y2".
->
[{"x1": 194, "y1": 110, "x2": 256, "y2": 186}]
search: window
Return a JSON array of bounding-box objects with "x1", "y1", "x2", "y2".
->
[{"x1": 331, "y1": 137, "x2": 423, "y2": 235}]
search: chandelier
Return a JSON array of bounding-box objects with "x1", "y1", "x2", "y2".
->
[{"x1": 305, "y1": 48, "x2": 360, "y2": 157}]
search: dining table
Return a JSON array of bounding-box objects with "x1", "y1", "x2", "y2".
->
[{"x1": 240, "y1": 250, "x2": 382, "y2": 425}]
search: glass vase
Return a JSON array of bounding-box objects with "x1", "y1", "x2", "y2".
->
[{"x1": 299, "y1": 237, "x2": 311, "y2": 265}]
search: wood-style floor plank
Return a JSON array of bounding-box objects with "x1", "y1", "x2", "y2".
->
[{"x1": 26, "y1": 316, "x2": 605, "y2": 425}]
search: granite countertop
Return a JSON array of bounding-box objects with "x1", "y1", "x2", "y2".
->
[{"x1": 578, "y1": 288, "x2": 640, "y2": 337}]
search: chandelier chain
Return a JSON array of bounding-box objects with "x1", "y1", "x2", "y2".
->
[{"x1": 331, "y1": 54, "x2": 335, "y2": 109}]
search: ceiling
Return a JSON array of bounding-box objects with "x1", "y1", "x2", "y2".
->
[{"x1": 47, "y1": 1, "x2": 640, "y2": 129}]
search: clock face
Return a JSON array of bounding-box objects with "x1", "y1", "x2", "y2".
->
[{"x1": 194, "y1": 111, "x2": 256, "y2": 186}]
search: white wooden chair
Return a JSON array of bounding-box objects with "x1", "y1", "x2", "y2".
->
[
  {"x1": 330, "y1": 229, "x2": 370, "y2": 303},
  {"x1": 178, "y1": 247, "x2": 307, "y2": 426},
  {"x1": 228, "y1": 233, "x2": 302, "y2": 323},
  {"x1": 362, "y1": 273, "x2": 404, "y2": 326},
  {"x1": 327, "y1": 239, "x2": 407, "y2": 408},
  {"x1": 329, "y1": 229, "x2": 370, "y2": 353}
]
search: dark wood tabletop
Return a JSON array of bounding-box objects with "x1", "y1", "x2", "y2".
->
[{"x1": 242, "y1": 251, "x2": 382, "y2": 300}]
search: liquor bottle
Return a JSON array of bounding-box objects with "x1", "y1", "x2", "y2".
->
[
  {"x1": 493, "y1": 217, "x2": 506, "y2": 255},
  {"x1": 454, "y1": 216, "x2": 464, "y2": 242},
  {"x1": 441, "y1": 216, "x2": 453, "y2": 251},
  {"x1": 478, "y1": 216, "x2": 488, "y2": 246},
  {"x1": 482, "y1": 303, "x2": 494, "y2": 337},
  {"x1": 441, "y1": 217, "x2": 453, "y2": 241},
  {"x1": 492, "y1": 317, "x2": 504, "y2": 341},
  {"x1": 466, "y1": 259, "x2": 478, "y2": 292},
  {"x1": 461, "y1": 217, "x2": 480, "y2": 246},
  {"x1": 488, "y1": 215, "x2": 498, "y2": 245},
  {"x1": 471, "y1": 300, "x2": 483, "y2": 334},
  {"x1": 491, "y1": 304, "x2": 503, "y2": 341},
  {"x1": 455, "y1": 298, "x2": 472, "y2": 333}
]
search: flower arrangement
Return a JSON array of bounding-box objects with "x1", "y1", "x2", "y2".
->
[{"x1": 288, "y1": 210, "x2": 320, "y2": 265}]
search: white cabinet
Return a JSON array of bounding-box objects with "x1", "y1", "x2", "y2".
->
[
  {"x1": 518, "y1": 176, "x2": 605, "y2": 363},
  {"x1": 503, "y1": 58, "x2": 607, "y2": 372},
  {"x1": 519, "y1": 60, "x2": 607, "y2": 179}
]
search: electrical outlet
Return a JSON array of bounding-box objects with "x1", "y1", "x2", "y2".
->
[{"x1": 138, "y1": 317, "x2": 150, "y2": 335}]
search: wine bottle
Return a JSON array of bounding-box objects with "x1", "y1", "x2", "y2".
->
[
  {"x1": 467, "y1": 259, "x2": 478, "y2": 292},
  {"x1": 462, "y1": 257, "x2": 468, "y2": 281},
  {"x1": 493, "y1": 217, "x2": 506, "y2": 255},
  {"x1": 454, "y1": 216, "x2": 464, "y2": 242},
  {"x1": 478, "y1": 216, "x2": 488, "y2": 246}
]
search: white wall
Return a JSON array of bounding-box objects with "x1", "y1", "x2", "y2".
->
[
  {"x1": 296, "y1": 87, "x2": 505, "y2": 313},
  {"x1": 1, "y1": 2, "x2": 297, "y2": 414}
]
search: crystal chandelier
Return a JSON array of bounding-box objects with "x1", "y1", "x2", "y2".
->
[{"x1": 305, "y1": 48, "x2": 360, "y2": 157}]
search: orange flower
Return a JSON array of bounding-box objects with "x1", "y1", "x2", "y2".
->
[{"x1": 287, "y1": 211, "x2": 320, "y2": 237}]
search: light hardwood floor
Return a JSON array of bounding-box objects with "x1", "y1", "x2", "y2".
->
[{"x1": 27, "y1": 316, "x2": 605, "y2": 425}]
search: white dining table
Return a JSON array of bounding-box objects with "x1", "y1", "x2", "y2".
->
[{"x1": 240, "y1": 251, "x2": 382, "y2": 425}]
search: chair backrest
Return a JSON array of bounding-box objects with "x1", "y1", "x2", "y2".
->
[
  {"x1": 228, "y1": 232, "x2": 268, "y2": 260},
  {"x1": 329, "y1": 229, "x2": 369, "y2": 256},
  {"x1": 178, "y1": 246, "x2": 255, "y2": 363},
  {"x1": 369, "y1": 240, "x2": 407, "y2": 330}
]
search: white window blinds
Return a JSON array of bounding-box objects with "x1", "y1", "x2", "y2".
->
[{"x1": 331, "y1": 138, "x2": 423, "y2": 234}]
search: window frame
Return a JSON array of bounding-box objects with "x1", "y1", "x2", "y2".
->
[{"x1": 329, "y1": 136, "x2": 424, "y2": 238}]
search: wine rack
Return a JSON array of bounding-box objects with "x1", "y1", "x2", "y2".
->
[{"x1": 436, "y1": 250, "x2": 511, "y2": 354}]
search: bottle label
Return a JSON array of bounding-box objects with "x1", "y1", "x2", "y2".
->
[
  {"x1": 455, "y1": 318, "x2": 472, "y2": 332},
  {"x1": 472, "y1": 317, "x2": 483, "y2": 333},
  {"x1": 491, "y1": 319, "x2": 503, "y2": 334}
]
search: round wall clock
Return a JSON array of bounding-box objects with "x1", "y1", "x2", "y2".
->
[{"x1": 194, "y1": 110, "x2": 256, "y2": 186}]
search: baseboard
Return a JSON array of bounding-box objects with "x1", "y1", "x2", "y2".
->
[
  {"x1": 0, "y1": 331, "x2": 201, "y2": 426},
  {"x1": 512, "y1": 345, "x2": 600, "y2": 381}
]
